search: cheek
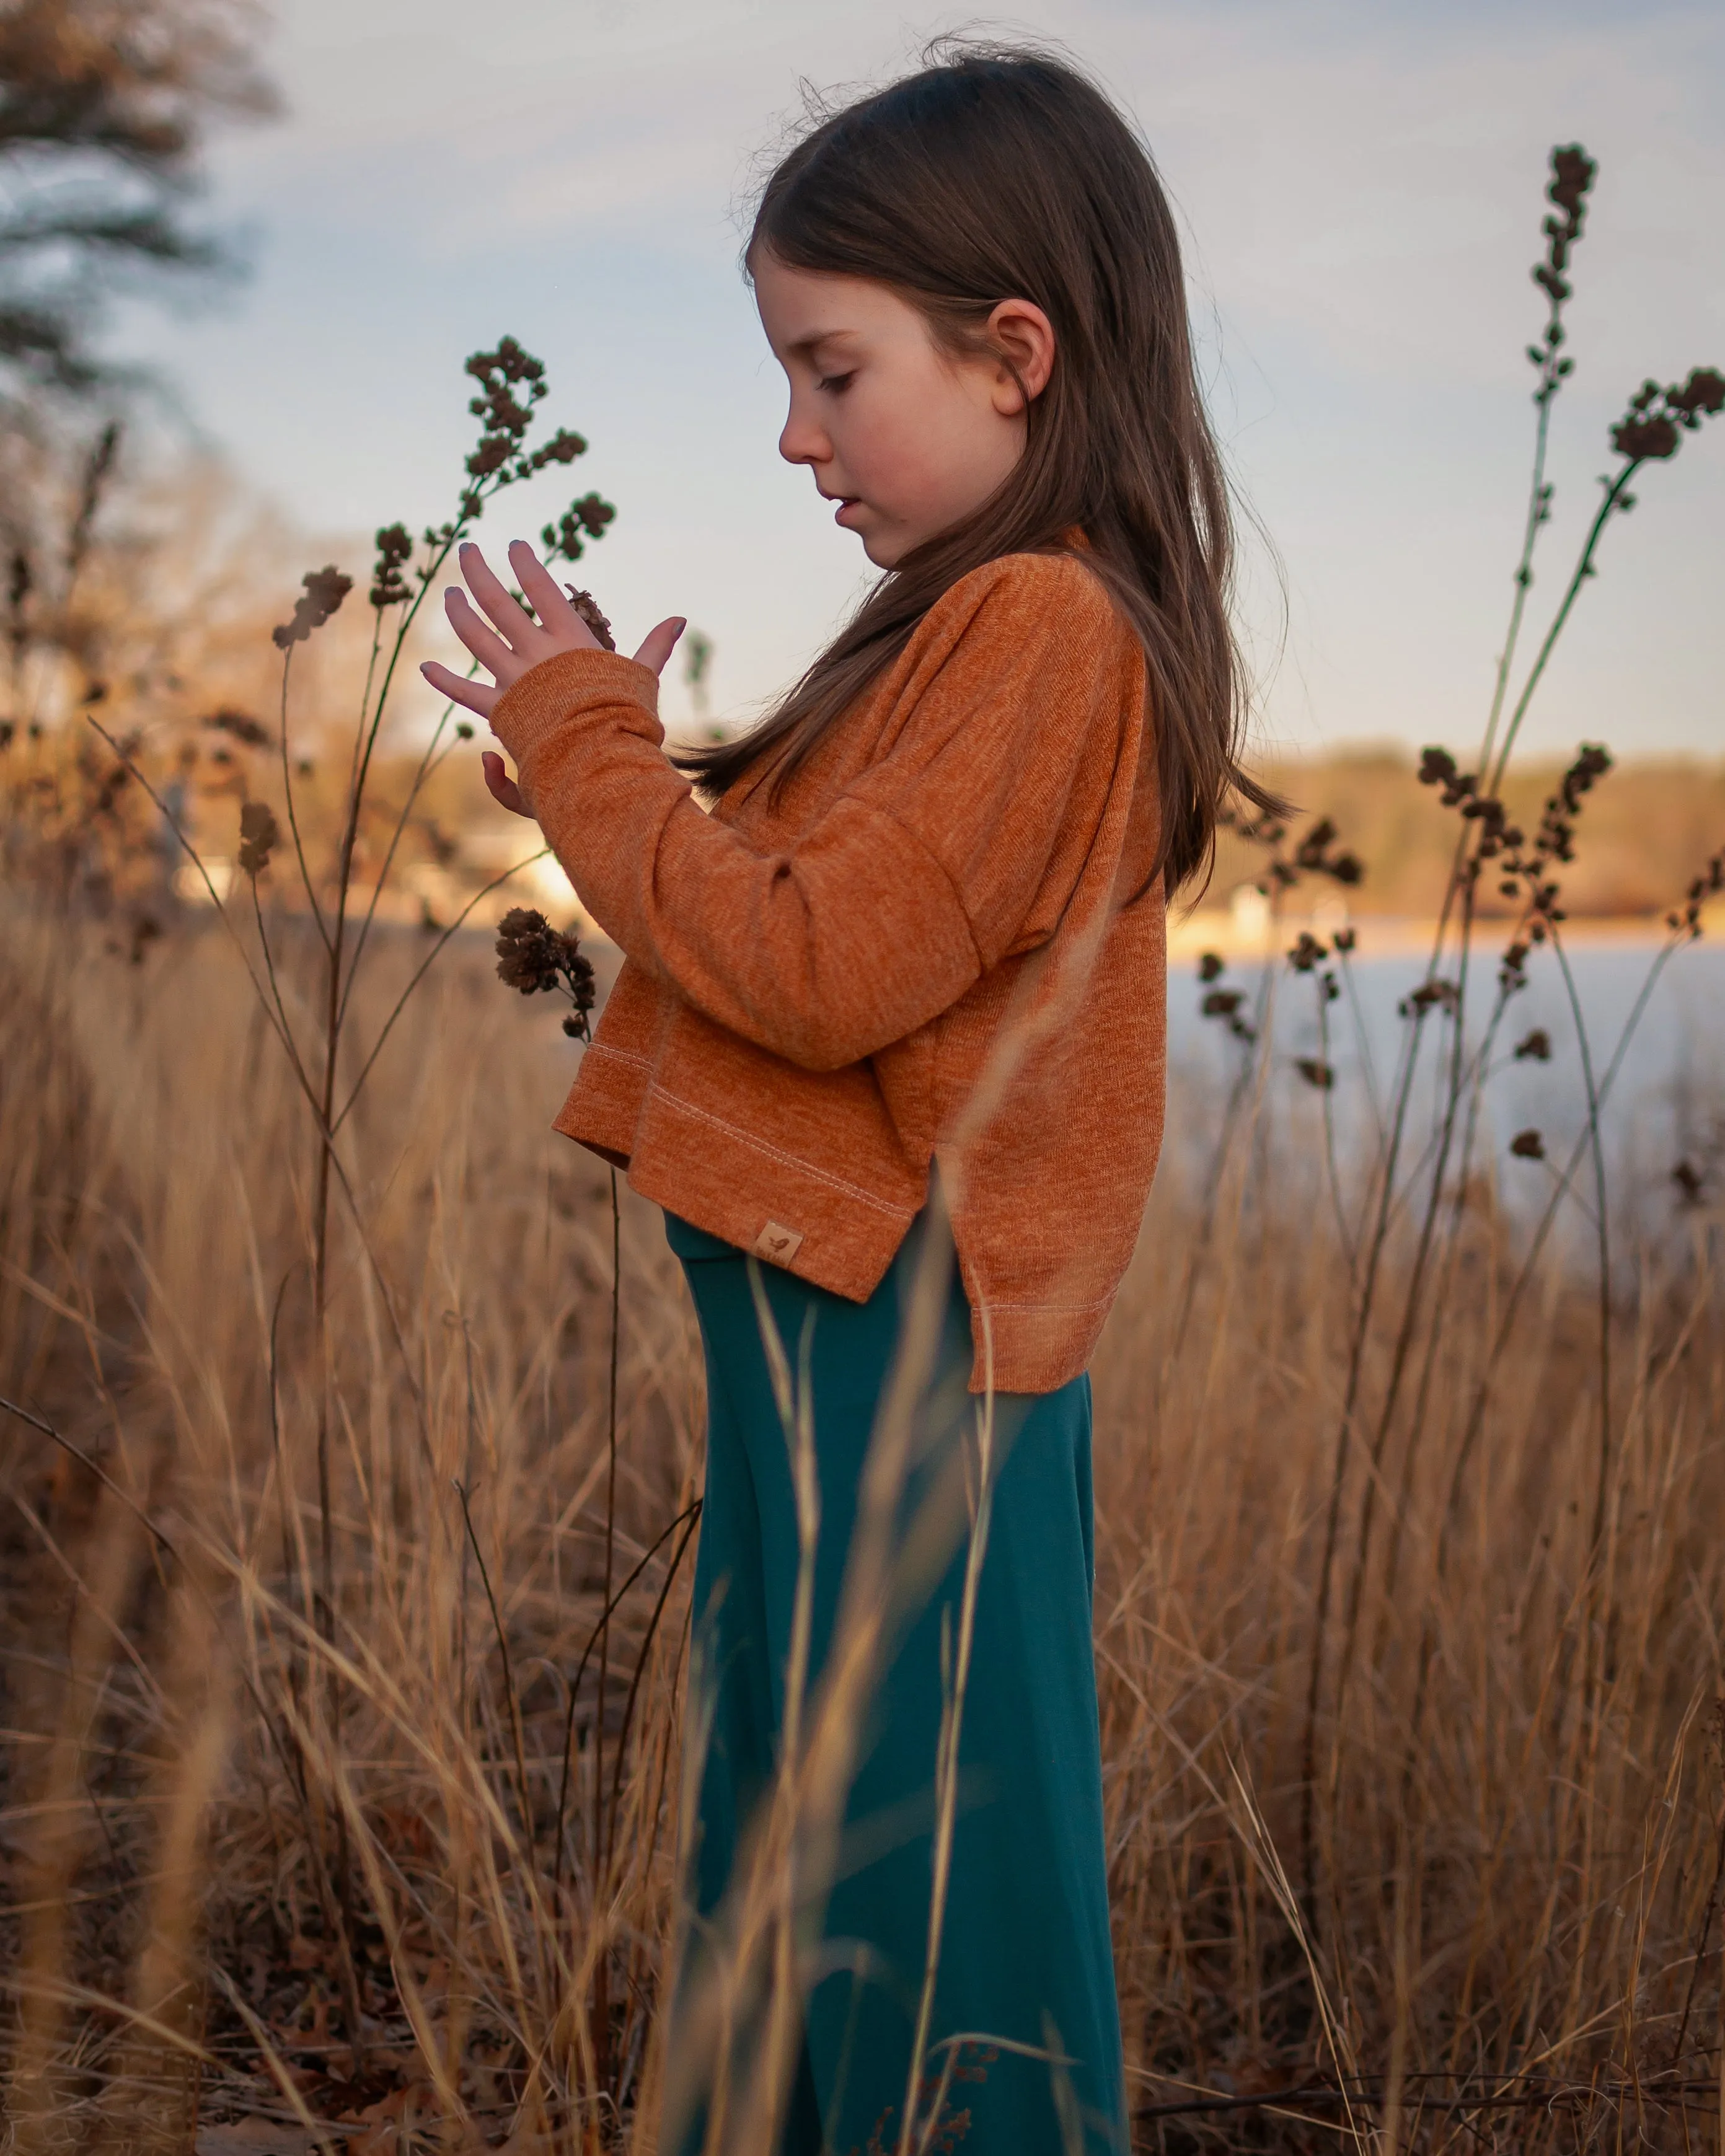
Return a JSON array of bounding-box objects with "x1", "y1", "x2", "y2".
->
[{"x1": 844, "y1": 375, "x2": 980, "y2": 506}]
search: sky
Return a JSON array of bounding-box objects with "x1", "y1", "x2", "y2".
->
[{"x1": 121, "y1": 0, "x2": 1724, "y2": 758}]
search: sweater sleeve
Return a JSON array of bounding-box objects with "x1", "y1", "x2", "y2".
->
[{"x1": 488, "y1": 554, "x2": 1134, "y2": 1072}]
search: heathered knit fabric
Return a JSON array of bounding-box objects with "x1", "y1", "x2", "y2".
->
[{"x1": 488, "y1": 548, "x2": 1167, "y2": 1393}]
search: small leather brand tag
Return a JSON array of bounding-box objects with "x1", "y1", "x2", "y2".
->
[{"x1": 754, "y1": 1221, "x2": 805, "y2": 1265}]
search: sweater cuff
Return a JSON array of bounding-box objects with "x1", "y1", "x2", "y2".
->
[{"x1": 490, "y1": 648, "x2": 660, "y2": 763}]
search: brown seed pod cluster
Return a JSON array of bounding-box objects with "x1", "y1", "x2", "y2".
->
[
  {"x1": 237, "y1": 799, "x2": 279, "y2": 876},
  {"x1": 370, "y1": 522, "x2": 415, "y2": 610},
  {"x1": 1610, "y1": 367, "x2": 1725, "y2": 465},
  {"x1": 494, "y1": 905, "x2": 597, "y2": 1037},
  {"x1": 272, "y1": 565, "x2": 353, "y2": 651},
  {"x1": 565, "y1": 589, "x2": 617, "y2": 652}
]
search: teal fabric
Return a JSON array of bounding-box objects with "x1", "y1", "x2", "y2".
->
[{"x1": 664, "y1": 1208, "x2": 1127, "y2": 2156}]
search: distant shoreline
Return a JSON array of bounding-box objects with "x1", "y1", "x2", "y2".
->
[{"x1": 1165, "y1": 909, "x2": 1721, "y2": 964}]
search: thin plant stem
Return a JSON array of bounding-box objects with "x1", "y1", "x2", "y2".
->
[
  {"x1": 1332, "y1": 894, "x2": 1477, "y2": 1738},
  {"x1": 605, "y1": 1500, "x2": 704, "y2": 1858},
  {"x1": 331, "y1": 850, "x2": 550, "y2": 1134},
  {"x1": 1374, "y1": 974, "x2": 1519, "y2": 1632},
  {"x1": 552, "y1": 1498, "x2": 704, "y2": 1898},
  {"x1": 901, "y1": 1353, "x2": 997, "y2": 2156},
  {"x1": 1336, "y1": 942, "x2": 1385, "y2": 1152},
  {"x1": 588, "y1": 1167, "x2": 624, "y2": 2090},
  {"x1": 276, "y1": 648, "x2": 330, "y2": 956},
  {"x1": 454, "y1": 1477, "x2": 534, "y2": 1852},
  {"x1": 1547, "y1": 928, "x2": 1613, "y2": 1552},
  {"x1": 1313, "y1": 982, "x2": 1356, "y2": 1283},
  {"x1": 1478, "y1": 366, "x2": 1560, "y2": 778},
  {"x1": 1297, "y1": 995, "x2": 1437, "y2": 1923},
  {"x1": 1488, "y1": 464, "x2": 1638, "y2": 791},
  {"x1": 1672, "y1": 1795, "x2": 1725, "y2": 2070}
]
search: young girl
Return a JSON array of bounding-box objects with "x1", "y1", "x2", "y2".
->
[{"x1": 425, "y1": 43, "x2": 1266, "y2": 2155}]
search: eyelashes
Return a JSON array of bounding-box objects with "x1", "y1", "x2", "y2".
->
[{"x1": 816, "y1": 371, "x2": 856, "y2": 395}]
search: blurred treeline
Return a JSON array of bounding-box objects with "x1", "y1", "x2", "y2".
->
[{"x1": 1215, "y1": 747, "x2": 1725, "y2": 918}]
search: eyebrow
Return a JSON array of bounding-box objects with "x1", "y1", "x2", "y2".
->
[{"x1": 784, "y1": 326, "x2": 858, "y2": 361}]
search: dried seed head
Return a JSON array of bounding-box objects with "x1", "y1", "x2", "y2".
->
[
  {"x1": 1418, "y1": 746, "x2": 1458, "y2": 788},
  {"x1": 1509, "y1": 1129, "x2": 1545, "y2": 1160},
  {"x1": 1514, "y1": 1027, "x2": 1553, "y2": 1062},
  {"x1": 1665, "y1": 842, "x2": 1725, "y2": 938},
  {"x1": 1198, "y1": 951, "x2": 1225, "y2": 983},
  {"x1": 1611, "y1": 369, "x2": 1724, "y2": 464},
  {"x1": 1287, "y1": 931, "x2": 1327, "y2": 974},
  {"x1": 495, "y1": 906, "x2": 564, "y2": 995},
  {"x1": 1401, "y1": 978, "x2": 1461, "y2": 1018},
  {"x1": 238, "y1": 799, "x2": 279, "y2": 876},
  {"x1": 565, "y1": 589, "x2": 616, "y2": 651},
  {"x1": 1289, "y1": 816, "x2": 1365, "y2": 887},
  {"x1": 273, "y1": 565, "x2": 354, "y2": 649},
  {"x1": 204, "y1": 708, "x2": 271, "y2": 749},
  {"x1": 542, "y1": 491, "x2": 617, "y2": 565},
  {"x1": 370, "y1": 522, "x2": 415, "y2": 609},
  {"x1": 1527, "y1": 145, "x2": 1596, "y2": 402},
  {"x1": 464, "y1": 337, "x2": 549, "y2": 488},
  {"x1": 1295, "y1": 1057, "x2": 1335, "y2": 1090},
  {"x1": 494, "y1": 905, "x2": 597, "y2": 1018}
]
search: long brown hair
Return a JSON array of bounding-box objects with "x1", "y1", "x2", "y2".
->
[{"x1": 679, "y1": 40, "x2": 1277, "y2": 895}]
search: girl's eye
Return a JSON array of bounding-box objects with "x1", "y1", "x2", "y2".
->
[{"x1": 816, "y1": 371, "x2": 856, "y2": 395}]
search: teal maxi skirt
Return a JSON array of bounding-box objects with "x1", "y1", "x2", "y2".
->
[{"x1": 663, "y1": 1210, "x2": 1127, "y2": 2156}]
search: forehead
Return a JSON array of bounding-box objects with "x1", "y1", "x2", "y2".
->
[{"x1": 751, "y1": 252, "x2": 928, "y2": 356}]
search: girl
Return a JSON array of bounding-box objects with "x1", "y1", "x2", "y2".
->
[{"x1": 425, "y1": 43, "x2": 1267, "y2": 2155}]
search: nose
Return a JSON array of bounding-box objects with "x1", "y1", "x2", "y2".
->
[{"x1": 778, "y1": 388, "x2": 830, "y2": 470}]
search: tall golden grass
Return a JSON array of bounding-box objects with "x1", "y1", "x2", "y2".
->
[{"x1": 2, "y1": 897, "x2": 1722, "y2": 2151}]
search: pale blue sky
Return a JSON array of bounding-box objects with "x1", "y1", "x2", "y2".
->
[{"x1": 125, "y1": 0, "x2": 1723, "y2": 757}]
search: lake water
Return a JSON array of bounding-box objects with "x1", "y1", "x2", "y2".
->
[{"x1": 1165, "y1": 936, "x2": 1725, "y2": 1208}]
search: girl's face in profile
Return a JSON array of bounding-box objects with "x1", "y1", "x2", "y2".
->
[{"x1": 751, "y1": 249, "x2": 1054, "y2": 570}]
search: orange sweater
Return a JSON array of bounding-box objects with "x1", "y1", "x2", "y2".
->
[{"x1": 489, "y1": 549, "x2": 1167, "y2": 1393}]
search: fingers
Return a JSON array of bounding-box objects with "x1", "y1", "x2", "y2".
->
[
  {"x1": 444, "y1": 587, "x2": 524, "y2": 686},
  {"x1": 436, "y1": 542, "x2": 685, "y2": 705},
  {"x1": 457, "y1": 541, "x2": 548, "y2": 649},
  {"x1": 632, "y1": 615, "x2": 687, "y2": 678},
  {"x1": 481, "y1": 749, "x2": 531, "y2": 816},
  {"x1": 420, "y1": 659, "x2": 499, "y2": 718},
  {"x1": 508, "y1": 539, "x2": 591, "y2": 644}
]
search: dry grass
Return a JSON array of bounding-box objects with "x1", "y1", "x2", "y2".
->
[{"x1": 1, "y1": 896, "x2": 1721, "y2": 2153}]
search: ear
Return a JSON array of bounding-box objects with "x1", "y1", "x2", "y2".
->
[{"x1": 985, "y1": 298, "x2": 1056, "y2": 413}]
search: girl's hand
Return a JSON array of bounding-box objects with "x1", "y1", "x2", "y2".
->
[{"x1": 421, "y1": 538, "x2": 684, "y2": 816}]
